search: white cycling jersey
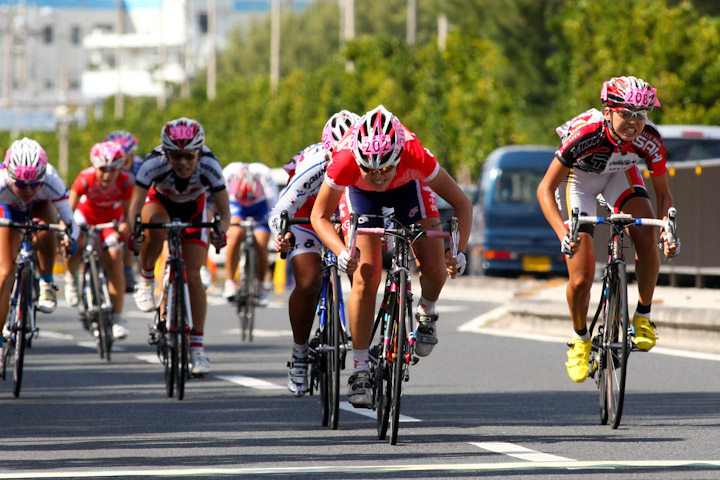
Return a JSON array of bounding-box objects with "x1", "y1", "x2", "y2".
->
[
  {"x1": 0, "y1": 164, "x2": 78, "y2": 239},
  {"x1": 135, "y1": 145, "x2": 226, "y2": 203},
  {"x1": 223, "y1": 161, "x2": 279, "y2": 208},
  {"x1": 268, "y1": 143, "x2": 327, "y2": 238}
]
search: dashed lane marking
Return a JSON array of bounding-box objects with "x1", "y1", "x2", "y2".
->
[
  {"x1": 216, "y1": 375, "x2": 284, "y2": 390},
  {"x1": 471, "y1": 442, "x2": 575, "y2": 462},
  {"x1": 339, "y1": 401, "x2": 421, "y2": 422}
]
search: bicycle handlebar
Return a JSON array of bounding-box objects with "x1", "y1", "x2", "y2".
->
[
  {"x1": 0, "y1": 217, "x2": 68, "y2": 233},
  {"x1": 134, "y1": 213, "x2": 223, "y2": 255}
]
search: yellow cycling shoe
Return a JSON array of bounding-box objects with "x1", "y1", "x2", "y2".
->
[
  {"x1": 565, "y1": 338, "x2": 592, "y2": 383},
  {"x1": 632, "y1": 315, "x2": 658, "y2": 351}
]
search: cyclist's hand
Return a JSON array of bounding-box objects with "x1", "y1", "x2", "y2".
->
[
  {"x1": 210, "y1": 230, "x2": 227, "y2": 250},
  {"x1": 445, "y1": 251, "x2": 466, "y2": 278},
  {"x1": 118, "y1": 221, "x2": 130, "y2": 236},
  {"x1": 338, "y1": 248, "x2": 359, "y2": 275},
  {"x1": 60, "y1": 234, "x2": 76, "y2": 256},
  {"x1": 660, "y1": 232, "x2": 680, "y2": 258},
  {"x1": 274, "y1": 232, "x2": 293, "y2": 254},
  {"x1": 128, "y1": 232, "x2": 145, "y2": 253},
  {"x1": 561, "y1": 233, "x2": 581, "y2": 257}
]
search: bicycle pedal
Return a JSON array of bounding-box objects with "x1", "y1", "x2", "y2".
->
[{"x1": 411, "y1": 356, "x2": 420, "y2": 365}]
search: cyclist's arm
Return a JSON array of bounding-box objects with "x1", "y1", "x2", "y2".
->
[
  {"x1": 649, "y1": 173, "x2": 674, "y2": 222},
  {"x1": 127, "y1": 185, "x2": 149, "y2": 233},
  {"x1": 537, "y1": 157, "x2": 573, "y2": 242},
  {"x1": 211, "y1": 188, "x2": 231, "y2": 232},
  {"x1": 68, "y1": 189, "x2": 80, "y2": 210},
  {"x1": 425, "y1": 167, "x2": 472, "y2": 252},
  {"x1": 310, "y1": 182, "x2": 346, "y2": 256}
]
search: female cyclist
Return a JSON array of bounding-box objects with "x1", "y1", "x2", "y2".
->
[
  {"x1": 311, "y1": 105, "x2": 472, "y2": 407},
  {"x1": 128, "y1": 118, "x2": 230, "y2": 376},
  {"x1": 537, "y1": 76, "x2": 679, "y2": 383},
  {"x1": 64, "y1": 141, "x2": 133, "y2": 340},
  {"x1": 271, "y1": 109, "x2": 360, "y2": 397}
]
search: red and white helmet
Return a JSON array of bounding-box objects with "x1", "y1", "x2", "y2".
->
[
  {"x1": 600, "y1": 76, "x2": 661, "y2": 110},
  {"x1": 161, "y1": 117, "x2": 205, "y2": 151},
  {"x1": 322, "y1": 110, "x2": 360, "y2": 155},
  {"x1": 3, "y1": 138, "x2": 48, "y2": 183},
  {"x1": 229, "y1": 166, "x2": 264, "y2": 207},
  {"x1": 351, "y1": 105, "x2": 405, "y2": 170},
  {"x1": 90, "y1": 141, "x2": 125, "y2": 169}
]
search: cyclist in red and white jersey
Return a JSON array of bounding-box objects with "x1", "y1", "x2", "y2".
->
[
  {"x1": 221, "y1": 162, "x2": 278, "y2": 304},
  {"x1": 537, "y1": 76, "x2": 680, "y2": 383},
  {"x1": 128, "y1": 118, "x2": 230, "y2": 376},
  {"x1": 0, "y1": 138, "x2": 78, "y2": 336},
  {"x1": 311, "y1": 105, "x2": 472, "y2": 407},
  {"x1": 271, "y1": 110, "x2": 360, "y2": 397},
  {"x1": 63, "y1": 141, "x2": 133, "y2": 340},
  {"x1": 104, "y1": 130, "x2": 144, "y2": 292}
]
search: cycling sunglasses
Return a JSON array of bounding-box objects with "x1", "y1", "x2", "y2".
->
[
  {"x1": 166, "y1": 149, "x2": 200, "y2": 161},
  {"x1": 14, "y1": 180, "x2": 42, "y2": 189},
  {"x1": 359, "y1": 164, "x2": 396, "y2": 175},
  {"x1": 612, "y1": 107, "x2": 649, "y2": 121}
]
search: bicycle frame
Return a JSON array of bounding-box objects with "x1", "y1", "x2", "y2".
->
[{"x1": 233, "y1": 217, "x2": 258, "y2": 342}]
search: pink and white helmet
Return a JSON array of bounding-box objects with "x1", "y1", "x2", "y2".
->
[
  {"x1": 352, "y1": 105, "x2": 405, "y2": 170},
  {"x1": 3, "y1": 138, "x2": 48, "y2": 183},
  {"x1": 161, "y1": 117, "x2": 205, "y2": 151},
  {"x1": 322, "y1": 110, "x2": 360, "y2": 155},
  {"x1": 90, "y1": 141, "x2": 125, "y2": 169},
  {"x1": 229, "y1": 166, "x2": 264, "y2": 207},
  {"x1": 104, "y1": 130, "x2": 138, "y2": 154},
  {"x1": 600, "y1": 76, "x2": 661, "y2": 110}
]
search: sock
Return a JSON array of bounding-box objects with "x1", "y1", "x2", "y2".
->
[
  {"x1": 190, "y1": 331, "x2": 204, "y2": 352},
  {"x1": 352, "y1": 348, "x2": 369, "y2": 374},
  {"x1": 573, "y1": 327, "x2": 590, "y2": 342},
  {"x1": 112, "y1": 313, "x2": 123, "y2": 324},
  {"x1": 140, "y1": 267, "x2": 154, "y2": 283},
  {"x1": 40, "y1": 273, "x2": 53, "y2": 283},
  {"x1": 124, "y1": 267, "x2": 133, "y2": 273},
  {"x1": 418, "y1": 297, "x2": 436, "y2": 316},
  {"x1": 292, "y1": 342, "x2": 308, "y2": 359},
  {"x1": 635, "y1": 302, "x2": 651, "y2": 318}
]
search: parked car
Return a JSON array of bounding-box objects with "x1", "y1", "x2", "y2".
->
[
  {"x1": 468, "y1": 145, "x2": 567, "y2": 277},
  {"x1": 657, "y1": 125, "x2": 720, "y2": 163}
]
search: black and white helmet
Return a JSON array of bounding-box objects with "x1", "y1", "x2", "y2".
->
[
  {"x1": 3, "y1": 137, "x2": 48, "y2": 183},
  {"x1": 161, "y1": 117, "x2": 205, "y2": 151}
]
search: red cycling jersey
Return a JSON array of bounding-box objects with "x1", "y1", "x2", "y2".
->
[
  {"x1": 325, "y1": 125, "x2": 440, "y2": 190},
  {"x1": 71, "y1": 167, "x2": 133, "y2": 225}
]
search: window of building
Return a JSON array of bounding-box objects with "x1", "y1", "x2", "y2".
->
[
  {"x1": 198, "y1": 13, "x2": 208, "y2": 34},
  {"x1": 42, "y1": 25, "x2": 53, "y2": 44},
  {"x1": 71, "y1": 26, "x2": 81, "y2": 45}
]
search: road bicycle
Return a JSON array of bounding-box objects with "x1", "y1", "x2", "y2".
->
[
  {"x1": 571, "y1": 207, "x2": 678, "y2": 429},
  {"x1": 137, "y1": 214, "x2": 222, "y2": 400},
  {"x1": 346, "y1": 212, "x2": 458, "y2": 445},
  {"x1": 0, "y1": 218, "x2": 70, "y2": 397},
  {"x1": 279, "y1": 212, "x2": 351, "y2": 430},
  {"x1": 76, "y1": 221, "x2": 120, "y2": 361},
  {"x1": 231, "y1": 217, "x2": 260, "y2": 342}
]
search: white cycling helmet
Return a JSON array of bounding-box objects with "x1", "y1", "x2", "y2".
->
[
  {"x1": 90, "y1": 141, "x2": 125, "y2": 169},
  {"x1": 161, "y1": 117, "x2": 205, "y2": 151},
  {"x1": 600, "y1": 76, "x2": 661, "y2": 110},
  {"x1": 322, "y1": 110, "x2": 360, "y2": 155},
  {"x1": 351, "y1": 105, "x2": 405, "y2": 170},
  {"x1": 3, "y1": 137, "x2": 48, "y2": 183}
]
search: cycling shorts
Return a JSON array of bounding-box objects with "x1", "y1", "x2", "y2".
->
[
  {"x1": 146, "y1": 187, "x2": 209, "y2": 247},
  {"x1": 73, "y1": 209, "x2": 123, "y2": 248},
  {"x1": 338, "y1": 180, "x2": 439, "y2": 236},
  {"x1": 230, "y1": 199, "x2": 270, "y2": 232},
  {"x1": 0, "y1": 202, "x2": 26, "y2": 222},
  {"x1": 285, "y1": 225, "x2": 322, "y2": 260},
  {"x1": 555, "y1": 165, "x2": 649, "y2": 236}
]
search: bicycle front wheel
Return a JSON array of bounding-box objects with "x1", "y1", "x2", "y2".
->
[
  {"x1": 604, "y1": 263, "x2": 629, "y2": 429},
  {"x1": 327, "y1": 266, "x2": 342, "y2": 430},
  {"x1": 13, "y1": 267, "x2": 33, "y2": 398},
  {"x1": 389, "y1": 271, "x2": 408, "y2": 445},
  {"x1": 174, "y1": 267, "x2": 189, "y2": 400}
]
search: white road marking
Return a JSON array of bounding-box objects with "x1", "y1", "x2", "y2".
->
[
  {"x1": 471, "y1": 442, "x2": 575, "y2": 462},
  {"x1": 0, "y1": 460, "x2": 718, "y2": 477},
  {"x1": 136, "y1": 354, "x2": 161, "y2": 365},
  {"x1": 457, "y1": 306, "x2": 509, "y2": 332},
  {"x1": 77, "y1": 341, "x2": 126, "y2": 352},
  {"x1": 38, "y1": 331, "x2": 75, "y2": 341},
  {"x1": 339, "y1": 401, "x2": 421, "y2": 422},
  {"x1": 216, "y1": 375, "x2": 284, "y2": 390},
  {"x1": 224, "y1": 328, "x2": 293, "y2": 337}
]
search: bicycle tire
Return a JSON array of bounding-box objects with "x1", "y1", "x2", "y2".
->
[
  {"x1": 175, "y1": 265, "x2": 189, "y2": 400},
  {"x1": 240, "y1": 246, "x2": 257, "y2": 342},
  {"x1": 328, "y1": 266, "x2": 341, "y2": 430},
  {"x1": 374, "y1": 284, "x2": 395, "y2": 440},
  {"x1": 98, "y1": 267, "x2": 115, "y2": 362},
  {"x1": 91, "y1": 260, "x2": 112, "y2": 361},
  {"x1": 13, "y1": 266, "x2": 32, "y2": 398},
  {"x1": 164, "y1": 277, "x2": 176, "y2": 398},
  {"x1": 596, "y1": 277, "x2": 609, "y2": 426},
  {"x1": 389, "y1": 270, "x2": 408, "y2": 445},
  {"x1": 606, "y1": 263, "x2": 629, "y2": 429},
  {"x1": 314, "y1": 327, "x2": 329, "y2": 427}
]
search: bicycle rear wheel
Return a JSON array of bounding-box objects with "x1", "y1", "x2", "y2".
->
[
  {"x1": 389, "y1": 271, "x2": 408, "y2": 445},
  {"x1": 13, "y1": 267, "x2": 33, "y2": 398},
  {"x1": 604, "y1": 263, "x2": 629, "y2": 429},
  {"x1": 238, "y1": 247, "x2": 257, "y2": 342}
]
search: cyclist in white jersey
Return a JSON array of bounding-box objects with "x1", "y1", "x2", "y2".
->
[
  {"x1": 270, "y1": 110, "x2": 359, "y2": 397},
  {"x1": 128, "y1": 118, "x2": 230, "y2": 376}
]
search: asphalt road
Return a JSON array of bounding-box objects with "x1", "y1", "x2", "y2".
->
[{"x1": 1, "y1": 277, "x2": 719, "y2": 479}]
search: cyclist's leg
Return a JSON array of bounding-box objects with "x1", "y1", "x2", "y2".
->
[
  {"x1": 183, "y1": 240, "x2": 212, "y2": 374},
  {"x1": 223, "y1": 201, "x2": 244, "y2": 298},
  {"x1": 134, "y1": 202, "x2": 169, "y2": 311},
  {"x1": 99, "y1": 231, "x2": 128, "y2": 339},
  {"x1": 64, "y1": 209, "x2": 87, "y2": 306},
  {"x1": 253, "y1": 228, "x2": 270, "y2": 303},
  {"x1": 0, "y1": 209, "x2": 22, "y2": 330},
  {"x1": 32, "y1": 201, "x2": 60, "y2": 313}
]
